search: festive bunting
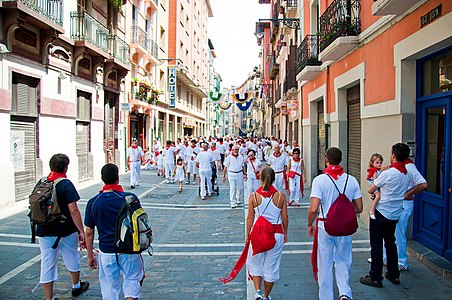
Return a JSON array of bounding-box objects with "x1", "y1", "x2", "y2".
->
[
  {"x1": 219, "y1": 102, "x2": 232, "y2": 110},
  {"x1": 209, "y1": 91, "x2": 222, "y2": 102},
  {"x1": 236, "y1": 99, "x2": 253, "y2": 111},
  {"x1": 232, "y1": 93, "x2": 251, "y2": 103}
]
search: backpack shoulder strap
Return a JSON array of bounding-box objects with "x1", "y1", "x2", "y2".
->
[
  {"x1": 253, "y1": 192, "x2": 260, "y2": 216},
  {"x1": 343, "y1": 174, "x2": 349, "y2": 194},
  {"x1": 325, "y1": 174, "x2": 341, "y2": 194}
]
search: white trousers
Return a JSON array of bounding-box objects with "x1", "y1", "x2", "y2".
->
[
  {"x1": 228, "y1": 172, "x2": 244, "y2": 206},
  {"x1": 274, "y1": 173, "x2": 284, "y2": 192},
  {"x1": 383, "y1": 200, "x2": 414, "y2": 268},
  {"x1": 38, "y1": 232, "x2": 80, "y2": 283},
  {"x1": 98, "y1": 252, "x2": 144, "y2": 300},
  {"x1": 199, "y1": 169, "x2": 213, "y2": 197},
  {"x1": 187, "y1": 160, "x2": 198, "y2": 175},
  {"x1": 317, "y1": 227, "x2": 353, "y2": 300},
  {"x1": 289, "y1": 175, "x2": 301, "y2": 203},
  {"x1": 247, "y1": 233, "x2": 284, "y2": 282},
  {"x1": 130, "y1": 161, "x2": 141, "y2": 186},
  {"x1": 164, "y1": 163, "x2": 174, "y2": 179},
  {"x1": 247, "y1": 177, "x2": 260, "y2": 197}
]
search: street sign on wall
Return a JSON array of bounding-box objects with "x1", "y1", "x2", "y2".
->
[
  {"x1": 120, "y1": 102, "x2": 131, "y2": 111},
  {"x1": 168, "y1": 67, "x2": 177, "y2": 109}
]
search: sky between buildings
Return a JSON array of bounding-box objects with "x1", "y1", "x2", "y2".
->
[{"x1": 209, "y1": 0, "x2": 270, "y2": 89}]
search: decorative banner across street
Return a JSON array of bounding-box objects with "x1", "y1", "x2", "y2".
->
[
  {"x1": 232, "y1": 93, "x2": 251, "y2": 103},
  {"x1": 209, "y1": 91, "x2": 222, "y2": 102},
  {"x1": 219, "y1": 101, "x2": 232, "y2": 110},
  {"x1": 236, "y1": 99, "x2": 253, "y2": 111}
]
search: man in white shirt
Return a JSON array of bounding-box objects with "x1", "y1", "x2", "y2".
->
[
  {"x1": 209, "y1": 142, "x2": 221, "y2": 173},
  {"x1": 127, "y1": 138, "x2": 144, "y2": 189},
  {"x1": 196, "y1": 143, "x2": 214, "y2": 200},
  {"x1": 360, "y1": 143, "x2": 411, "y2": 288},
  {"x1": 152, "y1": 139, "x2": 160, "y2": 165},
  {"x1": 176, "y1": 138, "x2": 186, "y2": 161},
  {"x1": 266, "y1": 145, "x2": 288, "y2": 192},
  {"x1": 239, "y1": 141, "x2": 248, "y2": 157},
  {"x1": 185, "y1": 139, "x2": 200, "y2": 185},
  {"x1": 163, "y1": 140, "x2": 177, "y2": 184},
  {"x1": 308, "y1": 147, "x2": 363, "y2": 300},
  {"x1": 217, "y1": 138, "x2": 227, "y2": 170},
  {"x1": 223, "y1": 146, "x2": 246, "y2": 208}
]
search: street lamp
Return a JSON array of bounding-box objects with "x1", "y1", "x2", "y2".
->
[{"x1": 254, "y1": 18, "x2": 300, "y2": 39}]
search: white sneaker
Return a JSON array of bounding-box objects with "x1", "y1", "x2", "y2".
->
[
  {"x1": 230, "y1": 204, "x2": 236, "y2": 209},
  {"x1": 185, "y1": 180, "x2": 190, "y2": 184},
  {"x1": 254, "y1": 290, "x2": 263, "y2": 300},
  {"x1": 192, "y1": 181, "x2": 196, "y2": 185}
]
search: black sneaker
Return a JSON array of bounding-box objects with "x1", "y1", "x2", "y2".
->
[
  {"x1": 359, "y1": 275, "x2": 383, "y2": 288},
  {"x1": 385, "y1": 272, "x2": 400, "y2": 285},
  {"x1": 72, "y1": 281, "x2": 89, "y2": 297}
]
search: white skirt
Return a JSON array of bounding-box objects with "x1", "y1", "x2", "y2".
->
[
  {"x1": 174, "y1": 168, "x2": 185, "y2": 182},
  {"x1": 246, "y1": 233, "x2": 284, "y2": 282}
]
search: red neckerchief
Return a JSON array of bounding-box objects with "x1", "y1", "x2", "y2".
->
[
  {"x1": 177, "y1": 162, "x2": 183, "y2": 166},
  {"x1": 366, "y1": 167, "x2": 380, "y2": 181},
  {"x1": 249, "y1": 157, "x2": 256, "y2": 161},
  {"x1": 166, "y1": 146, "x2": 170, "y2": 150},
  {"x1": 191, "y1": 145, "x2": 196, "y2": 148},
  {"x1": 404, "y1": 158, "x2": 413, "y2": 165},
  {"x1": 390, "y1": 162, "x2": 407, "y2": 174},
  {"x1": 219, "y1": 142, "x2": 223, "y2": 145},
  {"x1": 273, "y1": 152, "x2": 282, "y2": 158},
  {"x1": 293, "y1": 157, "x2": 301, "y2": 162},
  {"x1": 132, "y1": 145, "x2": 137, "y2": 149},
  {"x1": 232, "y1": 153, "x2": 239, "y2": 157},
  {"x1": 100, "y1": 184, "x2": 124, "y2": 192},
  {"x1": 155, "y1": 152, "x2": 160, "y2": 156},
  {"x1": 47, "y1": 171, "x2": 67, "y2": 181},
  {"x1": 323, "y1": 165, "x2": 344, "y2": 180},
  {"x1": 211, "y1": 147, "x2": 216, "y2": 151},
  {"x1": 256, "y1": 185, "x2": 278, "y2": 198}
]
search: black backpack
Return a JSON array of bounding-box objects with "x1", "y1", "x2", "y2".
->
[
  {"x1": 29, "y1": 177, "x2": 67, "y2": 225},
  {"x1": 114, "y1": 192, "x2": 153, "y2": 255}
]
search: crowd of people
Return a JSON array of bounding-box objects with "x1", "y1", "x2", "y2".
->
[{"x1": 33, "y1": 136, "x2": 427, "y2": 300}]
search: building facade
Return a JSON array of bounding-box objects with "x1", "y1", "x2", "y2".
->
[{"x1": 258, "y1": 0, "x2": 452, "y2": 260}]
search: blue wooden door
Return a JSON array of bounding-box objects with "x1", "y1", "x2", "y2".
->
[{"x1": 414, "y1": 94, "x2": 452, "y2": 259}]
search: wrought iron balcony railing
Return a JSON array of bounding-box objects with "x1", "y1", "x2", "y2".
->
[
  {"x1": 286, "y1": 0, "x2": 297, "y2": 8},
  {"x1": 110, "y1": 35, "x2": 130, "y2": 66},
  {"x1": 70, "y1": 11, "x2": 110, "y2": 53},
  {"x1": 131, "y1": 26, "x2": 149, "y2": 51},
  {"x1": 319, "y1": 0, "x2": 361, "y2": 52},
  {"x1": 149, "y1": 39, "x2": 159, "y2": 59},
  {"x1": 297, "y1": 35, "x2": 322, "y2": 73},
  {"x1": 3, "y1": 0, "x2": 63, "y2": 26},
  {"x1": 269, "y1": 54, "x2": 279, "y2": 80}
]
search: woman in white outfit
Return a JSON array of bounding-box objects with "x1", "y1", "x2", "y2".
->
[
  {"x1": 287, "y1": 148, "x2": 306, "y2": 207},
  {"x1": 246, "y1": 167, "x2": 289, "y2": 300},
  {"x1": 244, "y1": 149, "x2": 262, "y2": 196}
]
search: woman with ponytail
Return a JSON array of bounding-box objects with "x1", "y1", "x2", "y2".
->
[{"x1": 246, "y1": 167, "x2": 289, "y2": 300}]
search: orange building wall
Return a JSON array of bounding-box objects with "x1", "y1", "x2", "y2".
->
[
  {"x1": 303, "y1": 0, "x2": 451, "y2": 117},
  {"x1": 168, "y1": 0, "x2": 178, "y2": 62}
]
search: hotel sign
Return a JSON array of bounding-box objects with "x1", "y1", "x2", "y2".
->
[{"x1": 168, "y1": 67, "x2": 177, "y2": 109}]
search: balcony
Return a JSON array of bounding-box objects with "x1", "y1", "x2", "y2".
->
[
  {"x1": 296, "y1": 34, "x2": 322, "y2": 82},
  {"x1": 318, "y1": 0, "x2": 361, "y2": 62},
  {"x1": 70, "y1": 11, "x2": 110, "y2": 56},
  {"x1": 131, "y1": 26, "x2": 148, "y2": 55},
  {"x1": 148, "y1": 38, "x2": 159, "y2": 62},
  {"x1": 2, "y1": 0, "x2": 64, "y2": 33},
  {"x1": 269, "y1": 54, "x2": 279, "y2": 80},
  {"x1": 284, "y1": 0, "x2": 298, "y2": 18},
  {"x1": 109, "y1": 35, "x2": 130, "y2": 69},
  {"x1": 372, "y1": 0, "x2": 420, "y2": 16}
]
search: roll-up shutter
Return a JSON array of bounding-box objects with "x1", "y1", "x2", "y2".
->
[
  {"x1": 10, "y1": 120, "x2": 36, "y2": 202},
  {"x1": 76, "y1": 123, "x2": 90, "y2": 181},
  {"x1": 317, "y1": 101, "x2": 326, "y2": 174},
  {"x1": 347, "y1": 85, "x2": 361, "y2": 182}
]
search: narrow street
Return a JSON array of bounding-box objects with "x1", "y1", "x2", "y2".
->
[{"x1": 0, "y1": 169, "x2": 450, "y2": 299}]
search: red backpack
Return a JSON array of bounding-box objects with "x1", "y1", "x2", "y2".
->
[{"x1": 320, "y1": 174, "x2": 358, "y2": 236}]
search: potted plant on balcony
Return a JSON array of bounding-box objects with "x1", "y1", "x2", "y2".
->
[{"x1": 147, "y1": 86, "x2": 164, "y2": 105}]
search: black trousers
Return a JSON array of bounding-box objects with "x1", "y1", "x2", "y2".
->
[{"x1": 369, "y1": 209, "x2": 400, "y2": 282}]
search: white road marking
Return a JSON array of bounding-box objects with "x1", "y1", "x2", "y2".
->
[{"x1": 0, "y1": 254, "x2": 41, "y2": 285}]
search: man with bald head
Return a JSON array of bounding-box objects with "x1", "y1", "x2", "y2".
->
[
  {"x1": 267, "y1": 144, "x2": 288, "y2": 192},
  {"x1": 195, "y1": 143, "x2": 215, "y2": 200},
  {"x1": 223, "y1": 145, "x2": 246, "y2": 208}
]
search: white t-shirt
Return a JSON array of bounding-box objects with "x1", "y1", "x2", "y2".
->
[
  {"x1": 310, "y1": 173, "x2": 362, "y2": 229},
  {"x1": 224, "y1": 154, "x2": 245, "y2": 173},
  {"x1": 209, "y1": 148, "x2": 221, "y2": 162},
  {"x1": 406, "y1": 163, "x2": 427, "y2": 191},
  {"x1": 185, "y1": 145, "x2": 200, "y2": 162},
  {"x1": 195, "y1": 151, "x2": 214, "y2": 171},
  {"x1": 127, "y1": 146, "x2": 144, "y2": 162},
  {"x1": 163, "y1": 146, "x2": 177, "y2": 164},
  {"x1": 239, "y1": 146, "x2": 248, "y2": 157},
  {"x1": 218, "y1": 143, "x2": 227, "y2": 154},
  {"x1": 267, "y1": 154, "x2": 287, "y2": 173},
  {"x1": 177, "y1": 143, "x2": 186, "y2": 160},
  {"x1": 374, "y1": 167, "x2": 410, "y2": 220},
  {"x1": 246, "y1": 158, "x2": 261, "y2": 180}
]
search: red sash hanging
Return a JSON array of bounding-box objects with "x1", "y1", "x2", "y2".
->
[
  {"x1": 219, "y1": 238, "x2": 251, "y2": 284},
  {"x1": 311, "y1": 218, "x2": 325, "y2": 282}
]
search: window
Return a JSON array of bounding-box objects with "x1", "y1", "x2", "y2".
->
[
  {"x1": 180, "y1": 5, "x2": 184, "y2": 26},
  {"x1": 76, "y1": 91, "x2": 91, "y2": 122}
]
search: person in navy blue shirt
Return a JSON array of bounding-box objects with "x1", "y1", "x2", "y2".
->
[{"x1": 84, "y1": 163, "x2": 144, "y2": 300}]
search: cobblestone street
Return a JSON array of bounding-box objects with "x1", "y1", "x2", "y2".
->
[{"x1": 0, "y1": 169, "x2": 450, "y2": 299}]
